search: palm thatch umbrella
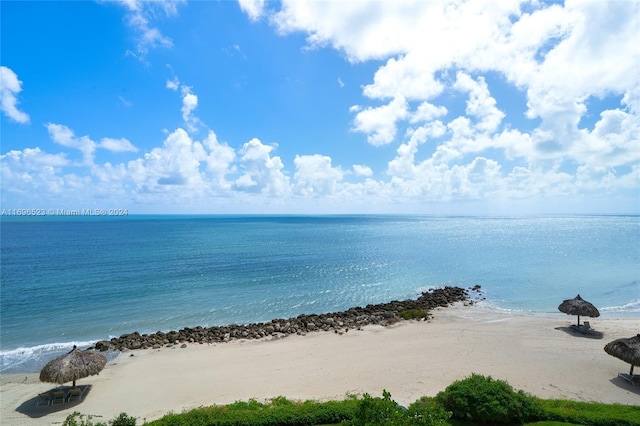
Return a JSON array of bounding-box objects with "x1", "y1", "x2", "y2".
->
[
  {"x1": 558, "y1": 294, "x2": 600, "y2": 326},
  {"x1": 604, "y1": 334, "x2": 640, "y2": 376},
  {"x1": 39, "y1": 346, "x2": 107, "y2": 388}
]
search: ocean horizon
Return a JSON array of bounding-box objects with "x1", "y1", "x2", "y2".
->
[{"x1": 1, "y1": 214, "x2": 638, "y2": 374}]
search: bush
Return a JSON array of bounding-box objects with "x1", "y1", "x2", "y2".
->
[
  {"x1": 110, "y1": 413, "x2": 137, "y2": 426},
  {"x1": 435, "y1": 373, "x2": 541, "y2": 424},
  {"x1": 62, "y1": 412, "x2": 136, "y2": 426},
  {"x1": 148, "y1": 396, "x2": 359, "y2": 425},
  {"x1": 398, "y1": 309, "x2": 430, "y2": 320},
  {"x1": 62, "y1": 412, "x2": 107, "y2": 426},
  {"x1": 345, "y1": 390, "x2": 450, "y2": 426},
  {"x1": 538, "y1": 399, "x2": 640, "y2": 426}
]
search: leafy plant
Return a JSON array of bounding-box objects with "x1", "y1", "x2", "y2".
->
[
  {"x1": 110, "y1": 412, "x2": 137, "y2": 426},
  {"x1": 62, "y1": 412, "x2": 136, "y2": 426},
  {"x1": 345, "y1": 390, "x2": 450, "y2": 426},
  {"x1": 398, "y1": 309, "x2": 430, "y2": 320},
  {"x1": 435, "y1": 373, "x2": 541, "y2": 424}
]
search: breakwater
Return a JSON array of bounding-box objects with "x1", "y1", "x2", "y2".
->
[{"x1": 93, "y1": 286, "x2": 480, "y2": 352}]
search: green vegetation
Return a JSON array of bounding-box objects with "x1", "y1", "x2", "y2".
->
[
  {"x1": 63, "y1": 411, "x2": 137, "y2": 426},
  {"x1": 537, "y1": 399, "x2": 640, "y2": 426},
  {"x1": 398, "y1": 309, "x2": 430, "y2": 320},
  {"x1": 344, "y1": 390, "x2": 451, "y2": 425},
  {"x1": 435, "y1": 373, "x2": 542, "y2": 424},
  {"x1": 147, "y1": 396, "x2": 358, "y2": 425},
  {"x1": 61, "y1": 375, "x2": 640, "y2": 426}
]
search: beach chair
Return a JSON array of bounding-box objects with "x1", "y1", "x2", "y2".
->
[
  {"x1": 51, "y1": 390, "x2": 67, "y2": 404},
  {"x1": 618, "y1": 373, "x2": 640, "y2": 387},
  {"x1": 67, "y1": 386, "x2": 86, "y2": 402},
  {"x1": 36, "y1": 392, "x2": 53, "y2": 406}
]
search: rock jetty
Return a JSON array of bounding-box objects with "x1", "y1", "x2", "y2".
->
[{"x1": 93, "y1": 285, "x2": 480, "y2": 352}]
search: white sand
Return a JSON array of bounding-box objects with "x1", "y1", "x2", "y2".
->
[{"x1": 2, "y1": 305, "x2": 638, "y2": 425}]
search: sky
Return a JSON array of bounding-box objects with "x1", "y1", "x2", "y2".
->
[{"x1": 1, "y1": 0, "x2": 639, "y2": 215}]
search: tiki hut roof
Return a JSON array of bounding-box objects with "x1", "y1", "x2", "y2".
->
[
  {"x1": 39, "y1": 346, "x2": 107, "y2": 387},
  {"x1": 604, "y1": 334, "x2": 640, "y2": 367},
  {"x1": 558, "y1": 294, "x2": 600, "y2": 325}
]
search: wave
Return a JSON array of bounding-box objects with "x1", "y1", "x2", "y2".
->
[
  {"x1": 600, "y1": 298, "x2": 640, "y2": 314},
  {"x1": 0, "y1": 340, "x2": 118, "y2": 374}
]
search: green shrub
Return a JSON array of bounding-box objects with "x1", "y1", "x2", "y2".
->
[
  {"x1": 538, "y1": 399, "x2": 640, "y2": 426},
  {"x1": 345, "y1": 390, "x2": 450, "y2": 426},
  {"x1": 398, "y1": 309, "x2": 430, "y2": 320},
  {"x1": 110, "y1": 413, "x2": 137, "y2": 426},
  {"x1": 62, "y1": 412, "x2": 136, "y2": 426},
  {"x1": 148, "y1": 396, "x2": 358, "y2": 425},
  {"x1": 435, "y1": 373, "x2": 541, "y2": 424},
  {"x1": 62, "y1": 412, "x2": 107, "y2": 426}
]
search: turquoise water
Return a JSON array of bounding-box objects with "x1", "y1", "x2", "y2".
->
[{"x1": 1, "y1": 215, "x2": 638, "y2": 373}]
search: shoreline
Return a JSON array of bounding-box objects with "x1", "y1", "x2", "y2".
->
[{"x1": 2, "y1": 304, "x2": 638, "y2": 426}]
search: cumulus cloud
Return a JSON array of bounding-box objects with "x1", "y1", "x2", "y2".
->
[
  {"x1": 166, "y1": 76, "x2": 203, "y2": 132},
  {"x1": 46, "y1": 123, "x2": 97, "y2": 166},
  {"x1": 352, "y1": 96, "x2": 409, "y2": 146},
  {"x1": 46, "y1": 123, "x2": 139, "y2": 165},
  {"x1": 98, "y1": 137, "x2": 138, "y2": 153},
  {"x1": 235, "y1": 138, "x2": 290, "y2": 196},
  {"x1": 293, "y1": 154, "x2": 344, "y2": 196},
  {"x1": 0, "y1": 66, "x2": 30, "y2": 124},
  {"x1": 238, "y1": 0, "x2": 265, "y2": 22},
  {"x1": 181, "y1": 87, "x2": 199, "y2": 130},
  {"x1": 353, "y1": 164, "x2": 373, "y2": 177}
]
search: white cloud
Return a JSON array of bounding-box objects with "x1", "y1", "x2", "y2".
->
[
  {"x1": 98, "y1": 137, "x2": 138, "y2": 153},
  {"x1": 46, "y1": 123, "x2": 96, "y2": 165},
  {"x1": 352, "y1": 96, "x2": 409, "y2": 146},
  {"x1": 166, "y1": 78, "x2": 179, "y2": 91},
  {"x1": 453, "y1": 72, "x2": 505, "y2": 133},
  {"x1": 111, "y1": 0, "x2": 183, "y2": 59},
  {"x1": 166, "y1": 77, "x2": 203, "y2": 132},
  {"x1": 410, "y1": 102, "x2": 447, "y2": 124},
  {"x1": 235, "y1": 138, "x2": 291, "y2": 196},
  {"x1": 353, "y1": 164, "x2": 373, "y2": 177},
  {"x1": 1, "y1": 148, "x2": 69, "y2": 197},
  {"x1": 0, "y1": 66, "x2": 30, "y2": 124},
  {"x1": 181, "y1": 87, "x2": 200, "y2": 131},
  {"x1": 293, "y1": 154, "x2": 344, "y2": 196},
  {"x1": 239, "y1": 0, "x2": 265, "y2": 22},
  {"x1": 46, "y1": 123, "x2": 140, "y2": 165},
  {"x1": 126, "y1": 128, "x2": 207, "y2": 191}
]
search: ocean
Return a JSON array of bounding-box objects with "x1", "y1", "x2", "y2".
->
[{"x1": 1, "y1": 215, "x2": 638, "y2": 374}]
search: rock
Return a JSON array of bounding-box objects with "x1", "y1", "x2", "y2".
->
[{"x1": 95, "y1": 286, "x2": 476, "y2": 352}]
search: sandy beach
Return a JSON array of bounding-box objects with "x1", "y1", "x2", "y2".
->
[{"x1": 2, "y1": 305, "x2": 638, "y2": 425}]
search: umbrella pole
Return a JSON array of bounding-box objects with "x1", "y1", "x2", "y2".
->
[
  {"x1": 73, "y1": 379, "x2": 76, "y2": 388},
  {"x1": 631, "y1": 365, "x2": 634, "y2": 376}
]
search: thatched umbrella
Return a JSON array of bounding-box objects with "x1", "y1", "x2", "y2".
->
[
  {"x1": 558, "y1": 294, "x2": 600, "y2": 326},
  {"x1": 604, "y1": 334, "x2": 640, "y2": 376},
  {"x1": 39, "y1": 346, "x2": 107, "y2": 388}
]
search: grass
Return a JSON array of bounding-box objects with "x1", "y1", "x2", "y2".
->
[
  {"x1": 398, "y1": 309, "x2": 430, "y2": 320},
  {"x1": 536, "y1": 398, "x2": 640, "y2": 426},
  {"x1": 141, "y1": 396, "x2": 640, "y2": 426}
]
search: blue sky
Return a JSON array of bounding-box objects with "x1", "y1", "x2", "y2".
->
[{"x1": 1, "y1": 0, "x2": 639, "y2": 215}]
